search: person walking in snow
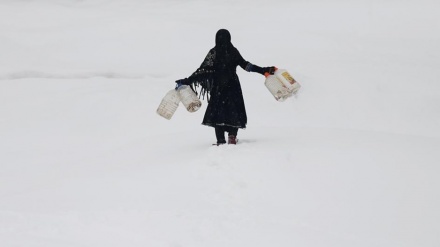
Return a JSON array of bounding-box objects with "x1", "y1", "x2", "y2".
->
[{"x1": 176, "y1": 29, "x2": 275, "y2": 145}]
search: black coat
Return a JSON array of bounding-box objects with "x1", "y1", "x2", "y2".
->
[{"x1": 185, "y1": 29, "x2": 265, "y2": 129}]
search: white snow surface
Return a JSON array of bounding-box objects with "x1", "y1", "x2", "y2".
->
[{"x1": 1, "y1": 0, "x2": 440, "y2": 246}]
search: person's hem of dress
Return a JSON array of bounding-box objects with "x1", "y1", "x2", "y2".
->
[{"x1": 202, "y1": 122, "x2": 246, "y2": 129}]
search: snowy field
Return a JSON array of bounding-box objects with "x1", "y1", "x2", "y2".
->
[{"x1": 1, "y1": 0, "x2": 440, "y2": 246}]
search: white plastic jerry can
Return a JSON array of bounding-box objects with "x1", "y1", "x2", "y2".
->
[
  {"x1": 156, "y1": 89, "x2": 180, "y2": 120},
  {"x1": 275, "y1": 69, "x2": 301, "y2": 94},
  {"x1": 264, "y1": 74, "x2": 291, "y2": 102},
  {"x1": 177, "y1": 85, "x2": 202, "y2": 112}
]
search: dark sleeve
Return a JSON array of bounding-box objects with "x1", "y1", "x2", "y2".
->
[{"x1": 235, "y1": 48, "x2": 265, "y2": 75}]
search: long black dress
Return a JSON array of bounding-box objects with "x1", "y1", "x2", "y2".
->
[{"x1": 185, "y1": 29, "x2": 266, "y2": 130}]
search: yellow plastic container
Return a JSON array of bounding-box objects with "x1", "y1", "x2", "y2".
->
[
  {"x1": 264, "y1": 74, "x2": 291, "y2": 101},
  {"x1": 275, "y1": 69, "x2": 301, "y2": 94}
]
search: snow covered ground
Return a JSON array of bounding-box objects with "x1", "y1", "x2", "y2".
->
[{"x1": 1, "y1": 0, "x2": 439, "y2": 246}]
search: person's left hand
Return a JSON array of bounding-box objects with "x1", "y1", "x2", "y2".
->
[
  {"x1": 263, "y1": 66, "x2": 276, "y2": 75},
  {"x1": 175, "y1": 78, "x2": 189, "y2": 89}
]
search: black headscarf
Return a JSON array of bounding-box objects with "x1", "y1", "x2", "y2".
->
[
  {"x1": 214, "y1": 29, "x2": 233, "y2": 70},
  {"x1": 215, "y1": 29, "x2": 232, "y2": 47}
]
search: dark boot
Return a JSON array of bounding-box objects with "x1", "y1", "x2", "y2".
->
[
  {"x1": 215, "y1": 126, "x2": 226, "y2": 146},
  {"x1": 213, "y1": 140, "x2": 226, "y2": 146},
  {"x1": 228, "y1": 135, "x2": 237, "y2": 145}
]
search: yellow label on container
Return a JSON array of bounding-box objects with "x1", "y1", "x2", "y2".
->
[{"x1": 282, "y1": 72, "x2": 295, "y2": 84}]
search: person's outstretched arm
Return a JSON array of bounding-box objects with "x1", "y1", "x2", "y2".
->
[{"x1": 236, "y1": 49, "x2": 275, "y2": 75}]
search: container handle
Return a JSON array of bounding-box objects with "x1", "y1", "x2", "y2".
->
[{"x1": 264, "y1": 66, "x2": 278, "y2": 78}]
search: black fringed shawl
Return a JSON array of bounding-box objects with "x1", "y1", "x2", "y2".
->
[{"x1": 187, "y1": 49, "x2": 216, "y2": 101}]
